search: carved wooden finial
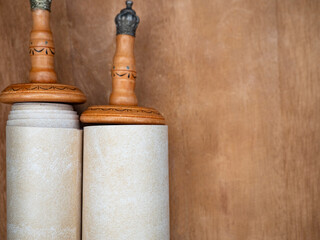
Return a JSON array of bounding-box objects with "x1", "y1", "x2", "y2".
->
[
  {"x1": 0, "y1": 0, "x2": 86, "y2": 104},
  {"x1": 81, "y1": 1, "x2": 165, "y2": 125},
  {"x1": 29, "y1": 6, "x2": 57, "y2": 83}
]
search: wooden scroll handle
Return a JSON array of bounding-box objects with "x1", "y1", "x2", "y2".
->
[
  {"x1": 109, "y1": 1, "x2": 140, "y2": 106},
  {"x1": 29, "y1": 0, "x2": 57, "y2": 83},
  {"x1": 80, "y1": 1, "x2": 164, "y2": 124},
  {"x1": 0, "y1": 0, "x2": 86, "y2": 104}
]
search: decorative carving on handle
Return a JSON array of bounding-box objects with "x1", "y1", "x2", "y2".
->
[
  {"x1": 0, "y1": 0, "x2": 86, "y2": 104},
  {"x1": 30, "y1": 0, "x2": 52, "y2": 11},
  {"x1": 29, "y1": 1, "x2": 57, "y2": 83},
  {"x1": 109, "y1": 1, "x2": 140, "y2": 106},
  {"x1": 111, "y1": 70, "x2": 137, "y2": 80},
  {"x1": 115, "y1": 1, "x2": 140, "y2": 37},
  {"x1": 29, "y1": 47, "x2": 55, "y2": 56},
  {"x1": 80, "y1": 1, "x2": 164, "y2": 124}
]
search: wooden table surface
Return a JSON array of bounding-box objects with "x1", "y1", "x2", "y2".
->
[{"x1": 0, "y1": 0, "x2": 319, "y2": 239}]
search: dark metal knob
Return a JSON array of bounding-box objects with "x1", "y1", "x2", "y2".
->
[
  {"x1": 115, "y1": 1, "x2": 140, "y2": 37},
  {"x1": 30, "y1": 0, "x2": 52, "y2": 11}
]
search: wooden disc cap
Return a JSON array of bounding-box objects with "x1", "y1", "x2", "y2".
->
[
  {"x1": 0, "y1": 0, "x2": 86, "y2": 104},
  {"x1": 81, "y1": 1, "x2": 165, "y2": 125},
  {"x1": 81, "y1": 105, "x2": 165, "y2": 125}
]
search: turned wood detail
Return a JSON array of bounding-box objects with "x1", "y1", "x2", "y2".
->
[
  {"x1": 109, "y1": 35, "x2": 138, "y2": 106},
  {"x1": 80, "y1": 1, "x2": 165, "y2": 125},
  {"x1": 29, "y1": 9, "x2": 57, "y2": 83},
  {"x1": 109, "y1": 1, "x2": 140, "y2": 106},
  {"x1": 0, "y1": 0, "x2": 86, "y2": 104}
]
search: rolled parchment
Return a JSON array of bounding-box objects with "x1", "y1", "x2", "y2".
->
[
  {"x1": 83, "y1": 125, "x2": 169, "y2": 239},
  {"x1": 6, "y1": 103, "x2": 82, "y2": 239},
  {"x1": 0, "y1": 0, "x2": 85, "y2": 238}
]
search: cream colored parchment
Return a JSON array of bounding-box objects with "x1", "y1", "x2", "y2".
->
[
  {"x1": 6, "y1": 103, "x2": 82, "y2": 240},
  {"x1": 6, "y1": 126, "x2": 82, "y2": 240},
  {"x1": 83, "y1": 125, "x2": 169, "y2": 240}
]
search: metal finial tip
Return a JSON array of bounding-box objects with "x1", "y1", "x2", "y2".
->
[
  {"x1": 126, "y1": 1, "x2": 133, "y2": 9},
  {"x1": 115, "y1": 0, "x2": 139, "y2": 37},
  {"x1": 30, "y1": 0, "x2": 52, "y2": 11}
]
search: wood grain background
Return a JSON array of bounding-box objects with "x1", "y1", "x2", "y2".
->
[{"x1": 0, "y1": 0, "x2": 319, "y2": 239}]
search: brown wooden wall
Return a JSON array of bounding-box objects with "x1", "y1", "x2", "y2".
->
[{"x1": 0, "y1": 0, "x2": 319, "y2": 239}]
